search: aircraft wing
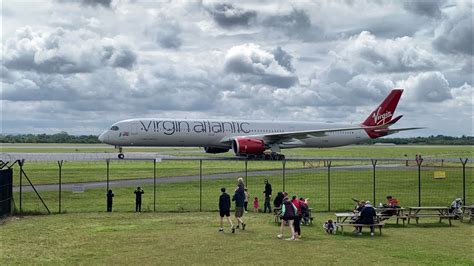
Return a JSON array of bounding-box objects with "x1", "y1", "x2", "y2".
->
[
  {"x1": 220, "y1": 125, "x2": 381, "y2": 145},
  {"x1": 220, "y1": 125, "x2": 424, "y2": 145}
]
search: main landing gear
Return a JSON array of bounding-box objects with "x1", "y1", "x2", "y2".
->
[
  {"x1": 116, "y1": 146, "x2": 125, "y2": 159},
  {"x1": 246, "y1": 152, "x2": 285, "y2": 161}
]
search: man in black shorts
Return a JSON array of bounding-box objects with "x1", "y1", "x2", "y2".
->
[{"x1": 219, "y1": 187, "x2": 235, "y2": 233}]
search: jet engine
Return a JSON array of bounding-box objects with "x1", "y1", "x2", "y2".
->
[
  {"x1": 203, "y1": 147, "x2": 230, "y2": 154},
  {"x1": 232, "y1": 137, "x2": 266, "y2": 156}
]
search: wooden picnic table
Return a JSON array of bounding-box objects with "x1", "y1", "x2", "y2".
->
[
  {"x1": 335, "y1": 212, "x2": 357, "y2": 223},
  {"x1": 375, "y1": 207, "x2": 407, "y2": 225},
  {"x1": 407, "y1": 206, "x2": 455, "y2": 226},
  {"x1": 335, "y1": 207, "x2": 407, "y2": 225},
  {"x1": 461, "y1": 205, "x2": 474, "y2": 223}
]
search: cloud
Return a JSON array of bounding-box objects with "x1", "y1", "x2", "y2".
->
[
  {"x1": 272, "y1": 46, "x2": 295, "y2": 72},
  {"x1": 262, "y1": 8, "x2": 312, "y2": 38},
  {"x1": 57, "y1": 0, "x2": 112, "y2": 8},
  {"x1": 224, "y1": 43, "x2": 298, "y2": 88},
  {"x1": 403, "y1": 0, "x2": 444, "y2": 18},
  {"x1": 432, "y1": 1, "x2": 473, "y2": 55},
  {"x1": 1, "y1": 0, "x2": 471, "y2": 136},
  {"x1": 342, "y1": 31, "x2": 436, "y2": 73},
  {"x1": 3, "y1": 26, "x2": 137, "y2": 74},
  {"x1": 401, "y1": 72, "x2": 452, "y2": 102},
  {"x1": 145, "y1": 13, "x2": 183, "y2": 49},
  {"x1": 205, "y1": 3, "x2": 257, "y2": 28}
]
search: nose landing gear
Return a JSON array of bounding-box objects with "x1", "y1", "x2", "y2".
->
[{"x1": 116, "y1": 146, "x2": 125, "y2": 159}]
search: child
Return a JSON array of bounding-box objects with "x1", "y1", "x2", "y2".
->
[
  {"x1": 219, "y1": 187, "x2": 235, "y2": 233},
  {"x1": 323, "y1": 219, "x2": 335, "y2": 234},
  {"x1": 299, "y1": 197, "x2": 309, "y2": 225},
  {"x1": 253, "y1": 197, "x2": 259, "y2": 212}
]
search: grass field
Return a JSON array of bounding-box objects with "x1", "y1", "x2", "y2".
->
[
  {"x1": 2, "y1": 144, "x2": 473, "y2": 264},
  {"x1": 0, "y1": 212, "x2": 472, "y2": 265}
]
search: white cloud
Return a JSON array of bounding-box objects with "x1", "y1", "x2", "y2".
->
[
  {"x1": 1, "y1": 0, "x2": 472, "y2": 136},
  {"x1": 224, "y1": 43, "x2": 298, "y2": 88},
  {"x1": 400, "y1": 72, "x2": 452, "y2": 102},
  {"x1": 3, "y1": 26, "x2": 137, "y2": 74}
]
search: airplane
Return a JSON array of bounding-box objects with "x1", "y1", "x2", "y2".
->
[{"x1": 98, "y1": 88, "x2": 421, "y2": 160}]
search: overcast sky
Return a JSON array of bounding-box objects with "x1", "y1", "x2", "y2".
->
[{"x1": 1, "y1": 0, "x2": 472, "y2": 137}]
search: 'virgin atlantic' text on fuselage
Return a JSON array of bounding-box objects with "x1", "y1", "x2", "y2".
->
[{"x1": 139, "y1": 120, "x2": 250, "y2": 135}]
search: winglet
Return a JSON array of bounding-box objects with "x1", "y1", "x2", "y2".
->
[{"x1": 362, "y1": 89, "x2": 403, "y2": 126}]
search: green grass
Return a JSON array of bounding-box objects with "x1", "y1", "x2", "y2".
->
[{"x1": 0, "y1": 212, "x2": 472, "y2": 265}]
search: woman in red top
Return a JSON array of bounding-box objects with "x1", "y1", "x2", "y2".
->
[{"x1": 292, "y1": 195, "x2": 302, "y2": 238}]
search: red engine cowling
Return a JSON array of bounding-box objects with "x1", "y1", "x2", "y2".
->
[{"x1": 232, "y1": 137, "x2": 266, "y2": 156}]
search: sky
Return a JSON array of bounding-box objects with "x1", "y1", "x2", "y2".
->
[{"x1": 1, "y1": 0, "x2": 472, "y2": 137}]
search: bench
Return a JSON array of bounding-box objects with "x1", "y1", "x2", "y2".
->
[
  {"x1": 407, "y1": 214, "x2": 455, "y2": 226},
  {"x1": 335, "y1": 222, "x2": 385, "y2": 236},
  {"x1": 378, "y1": 214, "x2": 408, "y2": 226}
]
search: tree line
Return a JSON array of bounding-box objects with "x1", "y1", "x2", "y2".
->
[
  {"x1": 364, "y1": 135, "x2": 473, "y2": 145},
  {"x1": 0, "y1": 132, "x2": 100, "y2": 144},
  {"x1": 0, "y1": 132, "x2": 472, "y2": 145}
]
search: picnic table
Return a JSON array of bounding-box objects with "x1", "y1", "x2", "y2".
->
[
  {"x1": 461, "y1": 205, "x2": 474, "y2": 223},
  {"x1": 407, "y1": 206, "x2": 455, "y2": 226},
  {"x1": 335, "y1": 208, "x2": 407, "y2": 225},
  {"x1": 375, "y1": 207, "x2": 407, "y2": 225},
  {"x1": 335, "y1": 212, "x2": 357, "y2": 223},
  {"x1": 333, "y1": 212, "x2": 385, "y2": 235}
]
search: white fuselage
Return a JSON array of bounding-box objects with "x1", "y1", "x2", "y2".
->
[{"x1": 99, "y1": 118, "x2": 371, "y2": 149}]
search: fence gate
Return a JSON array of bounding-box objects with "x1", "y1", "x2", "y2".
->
[{"x1": 0, "y1": 168, "x2": 13, "y2": 216}]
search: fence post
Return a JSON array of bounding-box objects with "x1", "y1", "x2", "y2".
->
[
  {"x1": 282, "y1": 160, "x2": 286, "y2": 192},
  {"x1": 199, "y1": 159, "x2": 202, "y2": 212},
  {"x1": 153, "y1": 159, "x2": 156, "y2": 212},
  {"x1": 19, "y1": 159, "x2": 23, "y2": 215},
  {"x1": 244, "y1": 159, "x2": 248, "y2": 186},
  {"x1": 371, "y1": 159, "x2": 377, "y2": 204},
  {"x1": 58, "y1": 160, "x2": 63, "y2": 214},
  {"x1": 460, "y1": 158, "x2": 468, "y2": 204},
  {"x1": 106, "y1": 159, "x2": 110, "y2": 192},
  {"x1": 417, "y1": 157, "x2": 423, "y2": 207},
  {"x1": 327, "y1": 160, "x2": 332, "y2": 212}
]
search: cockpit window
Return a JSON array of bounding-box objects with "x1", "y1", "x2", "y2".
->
[{"x1": 110, "y1": 126, "x2": 119, "y2": 131}]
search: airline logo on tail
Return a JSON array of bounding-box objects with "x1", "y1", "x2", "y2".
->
[
  {"x1": 363, "y1": 89, "x2": 403, "y2": 127},
  {"x1": 372, "y1": 107, "x2": 393, "y2": 125}
]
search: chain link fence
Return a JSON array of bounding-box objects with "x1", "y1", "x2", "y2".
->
[{"x1": 4, "y1": 157, "x2": 472, "y2": 214}]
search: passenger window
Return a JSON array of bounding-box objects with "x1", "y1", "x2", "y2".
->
[{"x1": 110, "y1": 126, "x2": 119, "y2": 131}]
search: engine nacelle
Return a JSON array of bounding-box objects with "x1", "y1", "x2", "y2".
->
[
  {"x1": 232, "y1": 137, "x2": 266, "y2": 156},
  {"x1": 203, "y1": 147, "x2": 230, "y2": 154}
]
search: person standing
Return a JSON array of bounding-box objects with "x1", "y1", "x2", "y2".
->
[
  {"x1": 263, "y1": 179, "x2": 272, "y2": 213},
  {"x1": 233, "y1": 178, "x2": 246, "y2": 230},
  {"x1": 278, "y1": 195, "x2": 297, "y2": 241},
  {"x1": 106, "y1": 189, "x2": 114, "y2": 212},
  {"x1": 253, "y1": 197, "x2": 259, "y2": 212},
  {"x1": 291, "y1": 195, "x2": 302, "y2": 238},
  {"x1": 218, "y1": 187, "x2": 235, "y2": 233},
  {"x1": 134, "y1": 186, "x2": 144, "y2": 212}
]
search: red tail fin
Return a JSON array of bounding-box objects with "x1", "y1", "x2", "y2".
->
[{"x1": 362, "y1": 89, "x2": 403, "y2": 126}]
